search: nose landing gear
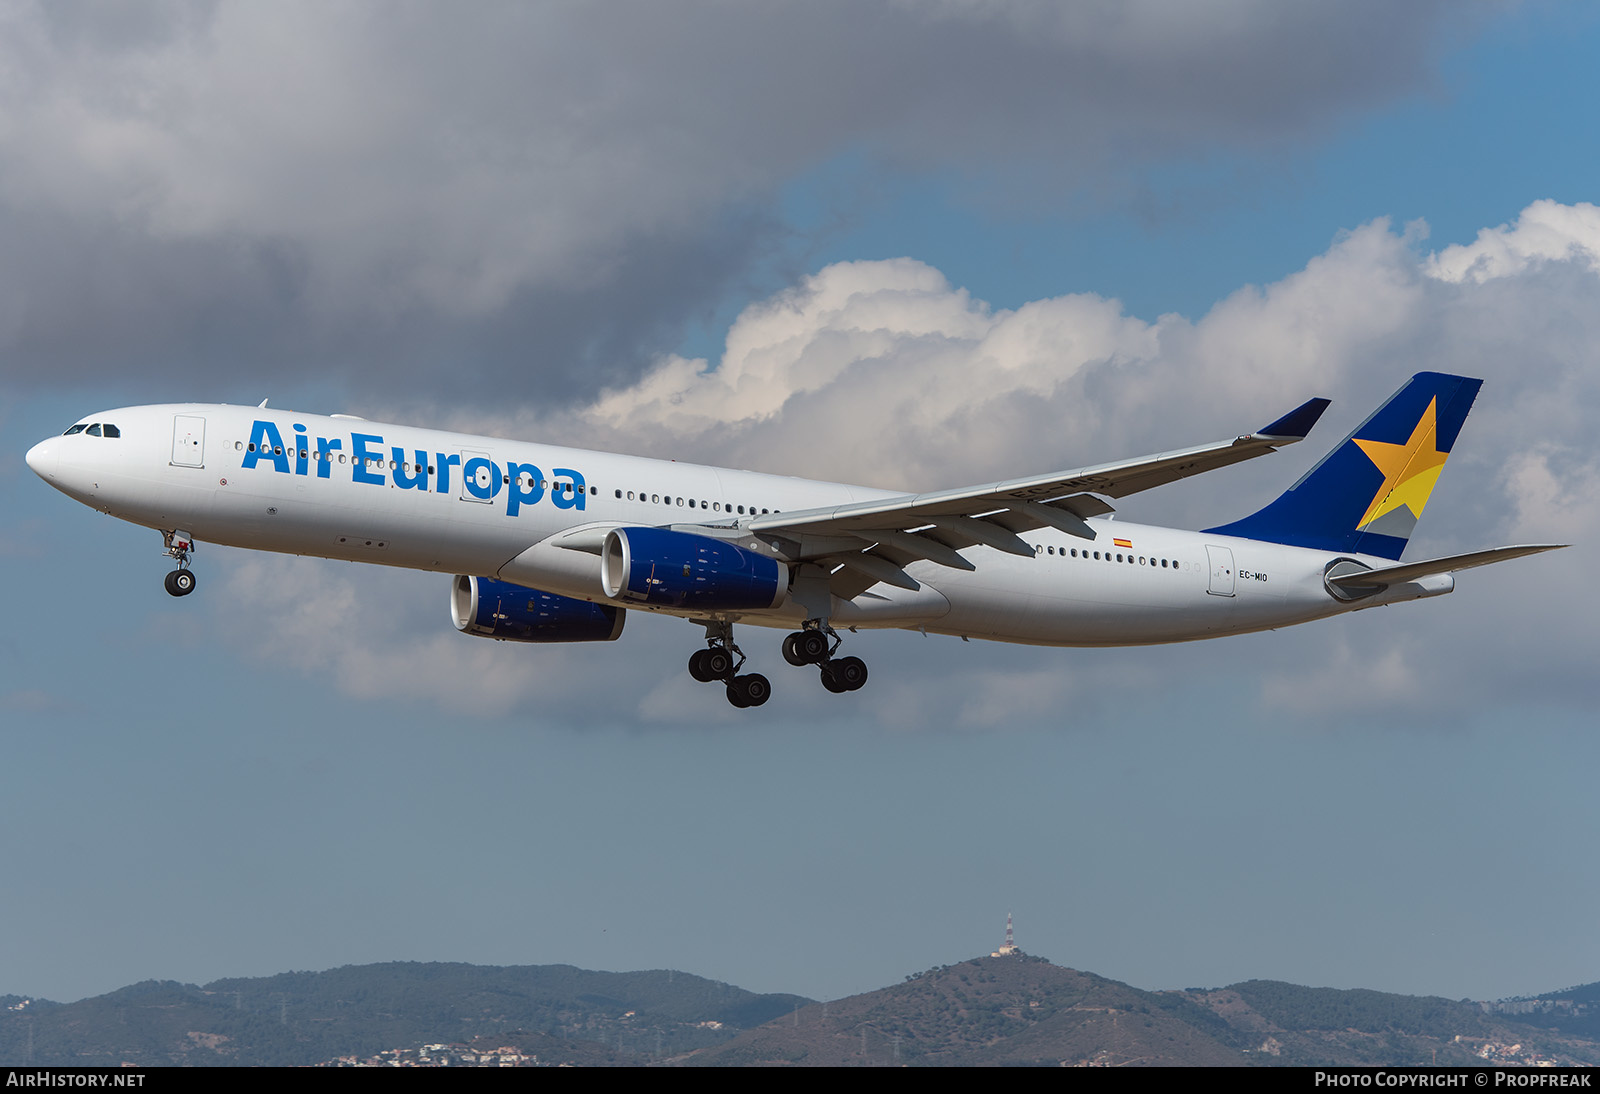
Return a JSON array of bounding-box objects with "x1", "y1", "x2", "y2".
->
[
  {"x1": 688, "y1": 621, "x2": 771, "y2": 708},
  {"x1": 162, "y1": 530, "x2": 197, "y2": 597},
  {"x1": 782, "y1": 624, "x2": 868, "y2": 693}
]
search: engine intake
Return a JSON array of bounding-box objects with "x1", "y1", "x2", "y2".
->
[
  {"x1": 603, "y1": 527, "x2": 787, "y2": 611},
  {"x1": 452, "y1": 575, "x2": 625, "y2": 642}
]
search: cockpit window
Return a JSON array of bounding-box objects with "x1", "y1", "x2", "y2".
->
[
  {"x1": 62, "y1": 424, "x2": 87, "y2": 436},
  {"x1": 86, "y1": 424, "x2": 102, "y2": 437},
  {"x1": 102, "y1": 424, "x2": 120, "y2": 438}
]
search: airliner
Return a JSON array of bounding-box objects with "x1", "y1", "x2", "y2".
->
[{"x1": 24, "y1": 372, "x2": 1562, "y2": 708}]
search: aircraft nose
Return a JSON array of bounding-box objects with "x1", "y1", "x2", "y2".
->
[{"x1": 25, "y1": 438, "x2": 56, "y2": 479}]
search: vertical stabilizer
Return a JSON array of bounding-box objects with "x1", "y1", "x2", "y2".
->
[{"x1": 1204, "y1": 372, "x2": 1481, "y2": 561}]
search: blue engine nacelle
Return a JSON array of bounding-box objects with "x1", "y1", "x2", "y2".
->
[
  {"x1": 452, "y1": 575, "x2": 625, "y2": 642},
  {"x1": 602, "y1": 527, "x2": 788, "y2": 611}
]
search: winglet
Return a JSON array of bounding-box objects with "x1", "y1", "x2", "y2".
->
[{"x1": 1253, "y1": 397, "x2": 1331, "y2": 442}]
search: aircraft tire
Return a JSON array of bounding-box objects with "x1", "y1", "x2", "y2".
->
[
  {"x1": 796, "y1": 631, "x2": 829, "y2": 664},
  {"x1": 819, "y1": 665, "x2": 848, "y2": 693},
  {"x1": 725, "y1": 681, "x2": 751, "y2": 708},
  {"x1": 705, "y1": 649, "x2": 734, "y2": 680},
  {"x1": 166, "y1": 570, "x2": 196, "y2": 597},
  {"x1": 833, "y1": 656, "x2": 867, "y2": 691},
  {"x1": 743, "y1": 673, "x2": 772, "y2": 706},
  {"x1": 688, "y1": 649, "x2": 716, "y2": 682},
  {"x1": 781, "y1": 632, "x2": 808, "y2": 667}
]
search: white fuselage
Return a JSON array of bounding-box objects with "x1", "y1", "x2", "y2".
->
[{"x1": 25, "y1": 403, "x2": 1452, "y2": 647}]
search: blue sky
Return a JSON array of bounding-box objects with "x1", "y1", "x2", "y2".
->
[{"x1": 4, "y1": 1, "x2": 1599, "y2": 1009}]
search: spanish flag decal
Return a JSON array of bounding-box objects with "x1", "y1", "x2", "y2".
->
[{"x1": 1113, "y1": 538, "x2": 1132, "y2": 549}]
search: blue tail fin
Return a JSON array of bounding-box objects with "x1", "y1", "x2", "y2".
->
[{"x1": 1204, "y1": 372, "x2": 1482, "y2": 561}]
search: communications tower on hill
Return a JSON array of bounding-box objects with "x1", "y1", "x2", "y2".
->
[{"x1": 991, "y1": 912, "x2": 1019, "y2": 957}]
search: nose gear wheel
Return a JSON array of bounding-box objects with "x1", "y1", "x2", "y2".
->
[{"x1": 161, "y1": 530, "x2": 196, "y2": 597}]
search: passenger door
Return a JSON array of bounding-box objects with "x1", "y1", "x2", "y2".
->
[{"x1": 171, "y1": 415, "x2": 205, "y2": 468}]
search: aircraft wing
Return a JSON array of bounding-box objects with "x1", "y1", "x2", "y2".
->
[
  {"x1": 743, "y1": 396, "x2": 1331, "y2": 589},
  {"x1": 1326, "y1": 544, "x2": 1567, "y2": 592}
]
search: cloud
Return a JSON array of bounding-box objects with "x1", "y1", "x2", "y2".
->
[
  {"x1": 1427, "y1": 200, "x2": 1600, "y2": 284},
  {"x1": 0, "y1": 0, "x2": 1474, "y2": 400}
]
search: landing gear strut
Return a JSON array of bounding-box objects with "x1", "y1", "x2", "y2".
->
[
  {"x1": 687, "y1": 621, "x2": 771, "y2": 708},
  {"x1": 782, "y1": 623, "x2": 868, "y2": 693},
  {"x1": 162, "y1": 530, "x2": 197, "y2": 597}
]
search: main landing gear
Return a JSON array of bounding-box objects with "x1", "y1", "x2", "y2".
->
[
  {"x1": 688, "y1": 622, "x2": 771, "y2": 708},
  {"x1": 782, "y1": 625, "x2": 868, "y2": 694},
  {"x1": 162, "y1": 530, "x2": 197, "y2": 598}
]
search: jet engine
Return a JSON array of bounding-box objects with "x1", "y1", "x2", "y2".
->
[
  {"x1": 602, "y1": 527, "x2": 787, "y2": 611},
  {"x1": 451, "y1": 575, "x2": 625, "y2": 642}
]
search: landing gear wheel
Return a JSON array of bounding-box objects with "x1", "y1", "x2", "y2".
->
[
  {"x1": 786, "y1": 630, "x2": 829, "y2": 665},
  {"x1": 819, "y1": 656, "x2": 867, "y2": 693},
  {"x1": 743, "y1": 674, "x2": 771, "y2": 706},
  {"x1": 165, "y1": 570, "x2": 196, "y2": 597},
  {"x1": 726, "y1": 674, "x2": 771, "y2": 708},
  {"x1": 692, "y1": 618, "x2": 750, "y2": 691},
  {"x1": 704, "y1": 649, "x2": 735, "y2": 680},
  {"x1": 831, "y1": 656, "x2": 868, "y2": 691}
]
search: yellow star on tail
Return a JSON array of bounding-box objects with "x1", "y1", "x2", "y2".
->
[{"x1": 1353, "y1": 397, "x2": 1449, "y2": 530}]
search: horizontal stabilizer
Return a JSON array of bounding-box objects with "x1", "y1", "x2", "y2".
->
[{"x1": 1327, "y1": 543, "x2": 1566, "y2": 590}]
